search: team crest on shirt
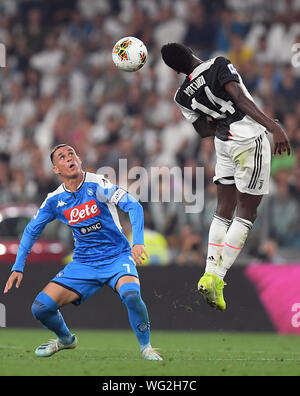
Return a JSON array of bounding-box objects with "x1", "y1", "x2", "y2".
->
[{"x1": 87, "y1": 188, "x2": 94, "y2": 196}]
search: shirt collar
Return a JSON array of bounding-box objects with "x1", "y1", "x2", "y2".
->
[
  {"x1": 188, "y1": 58, "x2": 217, "y2": 81},
  {"x1": 63, "y1": 172, "x2": 86, "y2": 193}
]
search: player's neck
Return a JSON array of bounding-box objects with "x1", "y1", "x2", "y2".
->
[
  {"x1": 62, "y1": 171, "x2": 85, "y2": 192},
  {"x1": 191, "y1": 58, "x2": 203, "y2": 72}
]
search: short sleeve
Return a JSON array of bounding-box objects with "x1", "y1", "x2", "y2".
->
[{"x1": 216, "y1": 57, "x2": 240, "y2": 87}]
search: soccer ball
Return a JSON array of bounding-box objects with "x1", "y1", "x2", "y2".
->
[{"x1": 112, "y1": 37, "x2": 148, "y2": 72}]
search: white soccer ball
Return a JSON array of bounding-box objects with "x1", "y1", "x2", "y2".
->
[{"x1": 112, "y1": 36, "x2": 148, "y2": 72}]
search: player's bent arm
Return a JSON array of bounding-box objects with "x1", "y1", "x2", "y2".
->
[
  {"x1": 118, "y1": 194, "x2": 149, "y2": 265},
  {"x1": 117, "y1": 193, "x2": 145, "y2": 247},
  {"x1": 192, "y1": 116, "x2": 216, "y2": 138},
  {"x1": 224, "y1": 81, "x2": 291, "y2": 155},
  {"x1": 224, "y1": 81, "x2": 276, "y2": 130},
  {"x1": 95, "y1": 177, "x2": 149, "y2": 264},
  {"x1": 97, "y1": 179, "x2": 144, "y2": 244}
]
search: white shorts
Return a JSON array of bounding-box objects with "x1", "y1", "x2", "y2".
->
[{"x1": 213, "y1": 133, "x2": 271, "y2": 195}]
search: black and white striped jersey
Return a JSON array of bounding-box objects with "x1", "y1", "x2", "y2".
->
[{"x1": 174, "y1": 56, "x2": 266, "y2": 142}]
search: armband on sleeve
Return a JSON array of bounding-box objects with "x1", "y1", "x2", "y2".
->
[{"x1": 110, "y1": 188, "x2": 127, "y2": 205}]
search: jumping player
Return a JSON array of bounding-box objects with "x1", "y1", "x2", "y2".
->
[
  {"x1": 161, "y1": 43, "x2": 291, "y2": 311},
  {"x1": 4, "y1": 144, "x2": 162, "y2": 360}
]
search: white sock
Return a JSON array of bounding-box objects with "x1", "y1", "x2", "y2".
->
[
  {"x1": 140, "y1": 343, "x2": 151, "y2": 352},
  {"x1": 205, "y1": 214, "x2": 232, "y2": 274},
  {"x1": 215, "y1": 217, "x2": 253, "y2": 280}
]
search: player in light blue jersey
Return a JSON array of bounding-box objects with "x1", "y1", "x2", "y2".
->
[{"x1": 4, "y1": 144, "x2": 162, "y2": 361}]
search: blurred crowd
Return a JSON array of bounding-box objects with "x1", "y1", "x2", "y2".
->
[{"x1": 0, "y1": 0, "x2": 300, "y2": 265}]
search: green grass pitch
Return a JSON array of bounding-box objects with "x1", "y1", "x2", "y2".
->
[{"x1": 1, "y1": 329, "x2": 300, "y2": 376}]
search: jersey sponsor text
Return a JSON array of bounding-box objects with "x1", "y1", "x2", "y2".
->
[{"x1": 64, "y1": 200, "x2": 100, "y2": 224}]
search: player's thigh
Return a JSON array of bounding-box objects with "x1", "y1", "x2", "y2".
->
[
  {"x1": 213, "y1": 137, "x2": 235, "y2": 182},
  {"x1": 213, "y1": 138, "x2": 237, "y2": 218},
  {"x1": 233, "y1": 134, "x2": 271, "y2": 196},
  {"x1": 41, "y1": 282, "x2": 79, "y2": 307},
  {"x1": 106, "y1": 252, "x2": 140, "y2": 292}
]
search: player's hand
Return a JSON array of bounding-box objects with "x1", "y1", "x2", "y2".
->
[
  {"x1": 132, "y1": 244, "x2": 149, "y2": 266},
  {"x1": 3, "y1": 271, "x2": 23, "y2": 294},
  {"x1": 269, "y1": 123, "x2": 291, "y2": 156}
]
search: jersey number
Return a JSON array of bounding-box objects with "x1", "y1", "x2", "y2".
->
[
  {"x1": 191, "y1": 86, "x2": 235, "y2": 119},
  {"x1": 123, "y1": 264, "x2": 131, "y2": 273}
]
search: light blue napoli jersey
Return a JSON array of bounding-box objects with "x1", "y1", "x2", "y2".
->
[{"x1": 11, "y1": 172, "x2": 145, "y2": 272}]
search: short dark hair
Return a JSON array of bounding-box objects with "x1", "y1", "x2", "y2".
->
[
  {"x1": 50, "y1": 144, "x2": 69, "y2": 164},
  {"x1": 161, "y1": 43, "x2": 194, "y2": 74}
]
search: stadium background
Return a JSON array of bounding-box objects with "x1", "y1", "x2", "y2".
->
[{"x1": 0, "y1": 0, "x2": 300, "y2": 334}]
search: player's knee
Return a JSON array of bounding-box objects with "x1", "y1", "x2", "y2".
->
[
  {"x1": 237, "y1": 194, "x2": 262, "y2": 223},
  {"x1": 216, "y1": 207, "x2": 233, "y2": 221},
  {"x1": 123, "y1": 292, "x2": 141, "y2": 310},
  {"x1": 250, "y1": 210, "x2": 258, "y2": 223},
  {"x1": 31, "y1": 292, "x2": 59, "y2": 320},
  {"x1": 31, "y1": 300, "x2": 49, "y2": 321},
  {"x1": 237, "y1": 206, "x2": 257, "y2": 223},
  {"x1": 216, "y1": 201, "x2": 235, "y2": 220},
  {"x1": 119, "y1": 283, "x2": 141, "y2": 307}
]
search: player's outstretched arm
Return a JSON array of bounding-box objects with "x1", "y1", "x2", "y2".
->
[
  {"x1": 4, "y1": 271, "x2": 23, "y2": 294},
  {"x1": 224, "y1": 81, "x2": 291, "y2": 156},
  {"x1": 8, "y1": 195, "x2": 56, "y2": 275}
]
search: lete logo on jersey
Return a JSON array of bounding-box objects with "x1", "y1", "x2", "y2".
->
[{"x1": 64, "y1": 200, "x2": 100, "y2": 224}]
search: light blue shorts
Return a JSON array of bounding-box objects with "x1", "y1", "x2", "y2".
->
[{"x1": 51, "y1": 251, "x2": 138, "y2": 305}]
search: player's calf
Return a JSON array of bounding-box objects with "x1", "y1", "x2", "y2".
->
[
  {"x1": 119, "y1": 283, "x2": 150, "y2": 344},
  {"x1": 31, "y1": 292, "x2": 73, "y2": 345},
  {"x1": 119, "y1": 282, "x2": 163, "y2": 360}
]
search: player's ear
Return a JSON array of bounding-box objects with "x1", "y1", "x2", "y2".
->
[{"x1": 53, "y1": 165, "x2": 60, "y2": 175}]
